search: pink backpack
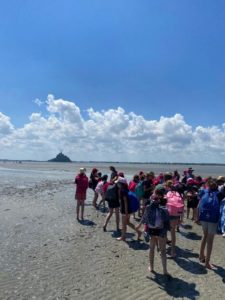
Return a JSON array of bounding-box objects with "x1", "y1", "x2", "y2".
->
[{"x1": 166, "y1": 191, "x2": 184, "y2": 216}]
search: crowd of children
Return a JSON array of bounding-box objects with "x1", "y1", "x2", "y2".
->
[{"x1": 74, "y1": 166, "x2": 225, "y2": 278}]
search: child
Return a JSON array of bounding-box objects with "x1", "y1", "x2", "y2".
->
[
  {"x1": 74, "y1": 168, "x2": 89, "y2": 220},
  {"x1": 186, "y1": 186, "x2": 199, "y2": 222},
  {"x1": 116, "y1": 177, "x2": 142, "y2": 241},
  {"x1": 137, "y1": 189, "x2": 171, "y2": 278},
  {"x1": 95, "y1": 175, "x2": 108, "y2": 210}
]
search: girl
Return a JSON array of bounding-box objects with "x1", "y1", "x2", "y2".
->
[
  {"x1": 95, "y1": 175, "x2": 108, "y2": 210},
  {"x1": 116, "y1": 177, "x2": 142, "y2": 241},
  {"x1": 166, "y1": 184, "x2": 184, "y2": 257},
  {"x1": 74, "y1": 168, "x2": 89, "y2": 220},
  {"x1": 186, "y1": 185, "x2": 199, "y2": 222},
  {"x1": 103, "y1": 182, "x2": 120, "y2": 232},
  {"x1": 89, "y1": 168, "x2": 100, "y2": 209},
  {"x1": 138, "y1": 189, "x2": 171, "y2": 278}
]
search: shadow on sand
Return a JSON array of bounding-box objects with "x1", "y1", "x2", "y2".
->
[
  {"x1": 126, "y1": 239, "x2": 149, "y2": 251},
  {"x1": 78, "y1": 219, "x2": 96, "y2": 226},
  {"x1": 179, "y1": 231, "x2": 202, "y2": 241},
  {"x1": 147, "y1": 273, "x2": 200, "y2": 299},
  {"x1": 213, "y1": 265, "x2": 225, "y2": 284},
  {"x1": 166, "y1": 247, "x2": 207, "y2": 275}
]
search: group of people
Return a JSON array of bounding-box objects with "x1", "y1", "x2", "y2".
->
[{"x1": 74, "y1": 166, "x2": 225, "y2": 278}]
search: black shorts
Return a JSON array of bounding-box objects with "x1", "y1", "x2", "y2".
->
[
  {"x1": 187, "y1": 198, "x2": 199, "y2": 209},
  {"x1": 148, "y1": 228, "x2": 161, "y2": 236},
  {"x1": 107, "y1": 200, "x2": 120, "y2": 209}
]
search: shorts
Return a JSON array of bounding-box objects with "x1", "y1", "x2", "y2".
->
[
  {"x1": 201, "y1": 221, "x2": 218, "y2": 235},
  {"x1": 148, "y1": 227, "x2": 166, "y2": 238},
  {"x1": 187, "y1": 198, "x2": 199, "y2": 209},
  {"x1": 107, "y1": 200, "x2": 120, "y2": 209}
]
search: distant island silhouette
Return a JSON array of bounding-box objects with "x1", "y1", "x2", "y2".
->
[{"x1": 48, "y1": 152, "x2": 72, "y2": 162}]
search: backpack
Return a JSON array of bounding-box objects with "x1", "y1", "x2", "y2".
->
[
  {"x1": 105, "y1": 184, "x2": 118, "y2": 202},
  {"x1": 199, "y1": 190, "x2": 220, "y2": 223},
  {"x1": 135, "y1": 181, "x2": 144, "y2": 199},
  {"x1": 128, "y1": 191, "x2": 139, "y2": 213},
  {"x1": 166, "y1": 191, "x2": 184, "y2": 216}
]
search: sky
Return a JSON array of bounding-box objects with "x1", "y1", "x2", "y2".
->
[{"x1": 0, "y1": 0, "x2": 225, "y2": 163}]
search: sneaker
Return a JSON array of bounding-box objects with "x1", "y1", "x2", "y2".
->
[{"x1": 144, "y1": 231, "x2": 150, "y2": 243}]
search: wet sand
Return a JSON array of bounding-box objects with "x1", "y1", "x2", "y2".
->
[{"x1": 1, "y1": 178, "x2": 225, "y2": 300}]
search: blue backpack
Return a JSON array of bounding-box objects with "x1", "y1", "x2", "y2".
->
[
  {"x1": 199, "y1": 190, "x2": 220, "y2": 223},
  {"x1": 128, "y1": 191, "x2": 140, "y2": 213},
  {"x1": 135, "y1": 181, "x2": 144, "y2": 199}
]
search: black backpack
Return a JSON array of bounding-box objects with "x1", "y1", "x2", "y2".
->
[{"x1": 105, "y1": 184, "x2": 118, "y2": 202}]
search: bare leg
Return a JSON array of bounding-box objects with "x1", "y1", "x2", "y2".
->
[
  {"x1": 187, "y1": 207, "x2": 190, "y2": 219},
  {"x1": 158, "y1": 236, "x2": 169, "y2": 275},
  {"x1": 193, "y1": 208, "x2": 198, "y2": 222},
  {"x1": 92, "y1": 192, "x2": 99, "y2": 208},
  {"x1": 117, "y1": 214, "x2": 127, "y2": 241},
  {"x1": 149, "y1": 236, "x2": 156, "y2": 272},
  {"x1": 170, "y1": 220, "x2": 177, "y2": 257},
  {"x1": 103, "y1": 208, "x2": 113, "y2": 230},
  {"x1": 76, "y1": 201, "x2": 80, "y2": 219},
  {"x1": 115, "y1": 207, "x2": 120, "y2": 230},
  {"x1": 80, "y1": 201, "x2": 85, "y2": 220},
  {"x1": 205, "y1": 233, "x2": 215, "y2": 269},
  {"x1": 127, "y1": 215, "x2": 142, "y2": 239},
  {"x1": 199, "y1": 228, "x2": 208, "y2": 262}
]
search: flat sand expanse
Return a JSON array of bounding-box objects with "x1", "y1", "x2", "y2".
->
[{"x1": 0, "y1": 179, "x2": 225, "y2": 300}]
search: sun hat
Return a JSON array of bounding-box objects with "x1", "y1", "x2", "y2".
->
[
  {"x1": 217, "y1": 176, "x2": 225, "y2": 182},
  {"x1": 80, "y1": 168, "x2": 86, "y2": 174}
]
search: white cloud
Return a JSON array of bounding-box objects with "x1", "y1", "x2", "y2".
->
[
  {"x1": 0, "y1": 94, "x2": 225, "y2": 162},
  {"x1": 0, "y1": 112, "x2": 14, "y2": 136},
  {"x1": 33, "y1": 98, "x2": 43, "y2": 106}
]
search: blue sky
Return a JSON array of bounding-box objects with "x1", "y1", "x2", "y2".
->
[{"x1": 0, "y1": 1, "x2": 225, "y2": 162}]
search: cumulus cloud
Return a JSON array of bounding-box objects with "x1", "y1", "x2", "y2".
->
[
  {"x1": 0, "y1": 94, "x2": 225, "y2": 162},
  {"x1": 0, "y1": 112, "x2": 14, "y2": 136}
]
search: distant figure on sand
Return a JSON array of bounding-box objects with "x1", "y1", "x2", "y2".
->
[{"x1": 74, "y1": 168, "x2": 89, "y2": 221}]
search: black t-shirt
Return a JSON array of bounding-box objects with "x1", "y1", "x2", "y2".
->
[{"x1": 143, "y1": 179, "x2": 153, "y2": 199}]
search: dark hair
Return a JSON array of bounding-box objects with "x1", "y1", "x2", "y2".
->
[
  {"x1": 102, "y1": 174, "x2": 108, "y2": 182},
  {"x1": 155, "y1": 189, "x2": 164, "y2": 197}
]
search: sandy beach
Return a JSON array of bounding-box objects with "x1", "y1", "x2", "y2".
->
[{"x1": 0, "y1": 164, "x2": 225, "y2": 299}]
